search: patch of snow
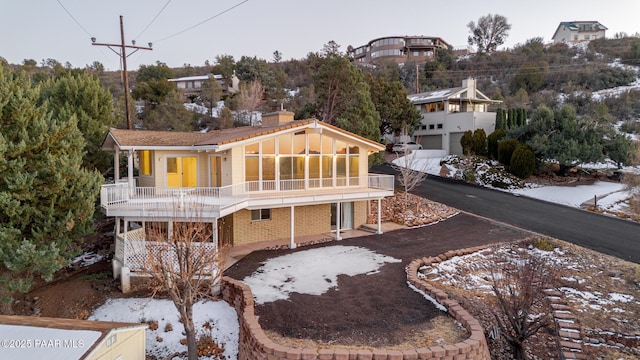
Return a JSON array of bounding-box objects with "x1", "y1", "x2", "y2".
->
[
  {"x1": 89, "y1": 298, "x2": 239, "y2": 360},
  {"x1": 242, "y1": 245, "x2": 400, "y2": 304},
  {"x1": 609, "y1": 293, "x2": 634, "y2": 303},
  {"x1": 407, "y1": 282, "x2": 447, "y2": 312},
  {"x1": 70, "y1": 252, "x2": 104, "y2": 267}
]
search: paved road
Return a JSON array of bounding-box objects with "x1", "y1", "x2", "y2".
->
[{"x1": 373, "y1": 164, "x2": 640, "y2": 264}]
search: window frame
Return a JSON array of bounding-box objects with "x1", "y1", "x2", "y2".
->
[{"x1": 251, "y1": 208, "x2": 271, "y2": 221}]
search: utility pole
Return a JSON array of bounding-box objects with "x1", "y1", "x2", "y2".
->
[
  {"x1": 91, "y1": 15, "x2": 152, "y2": 129},
  {"x1": 415, "y1": 63, "x2": 419, "y2": 94}
]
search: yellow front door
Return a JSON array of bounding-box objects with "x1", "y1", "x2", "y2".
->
[{"x1": 167, "y1": 157, "x2": 197, "y2": 187}]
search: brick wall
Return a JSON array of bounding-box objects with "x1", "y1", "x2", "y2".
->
[
  {"x1": 232, "y1": 204, "x2": 331, "y2": 245},
  {"x1": 220, "y1": 243, "x2": 494, "y2": 359},
  {"x1": 353, "y1": 201, "x2": 367, "y2": 230}
]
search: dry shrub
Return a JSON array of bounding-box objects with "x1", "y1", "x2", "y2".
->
[{"x1": 197, "y1": 333, "x2": 225, "y2": 358}]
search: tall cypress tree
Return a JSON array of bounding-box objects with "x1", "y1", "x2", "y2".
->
[{"x1": 0, "y1": 66, "x2": 102, "y2": 313}]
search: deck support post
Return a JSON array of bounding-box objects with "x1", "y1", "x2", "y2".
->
[
  {"x1": 114, "y1": 151, "x2": 120, "y2": 181},
  {"x1": 290, "y1": 206, "x2": 296, "y2": 249},
  {"x1": 377, "y1": 198, "x2": 383, "y2": 234},
  {"x1": 335, "y1": 202, "x2": 342, "y2": 241},
  {"x1": 121, "y1": 267, "x2": 131, "y2": 293}
]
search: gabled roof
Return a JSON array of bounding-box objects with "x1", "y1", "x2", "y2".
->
[{"x1": 102, "y1": 119, "x2": 385, "y2": 152}]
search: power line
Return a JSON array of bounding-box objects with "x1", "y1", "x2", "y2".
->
[
  {"x1": 55, "y1": 0, "x2": 93, "y2": 37},
  {"x1": 152, "y1": 0, "x2": 249, "y2": 43},
  {"x1": 134, "y1": 0, "x2": 173, "y2": 40}
]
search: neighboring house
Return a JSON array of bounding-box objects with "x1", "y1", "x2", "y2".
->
[
  {"x1": 408, "y1": 78, "x2": 502, "y2": 155},
  {"x1": 348, "y1": 35, "x2": 451, "y2": 66},
  {"x1": 552, "y1": 21, "x2": 607, "y2": 44},
  {"x1": 100, "y1": 111, "x2": 394, "y2": 291},
  {"x1": 168, "y1": 73, "x2": 240, "y2": 101},
  {"x1": 0, "y1": 315, "x2": 147, "y2": 360}
]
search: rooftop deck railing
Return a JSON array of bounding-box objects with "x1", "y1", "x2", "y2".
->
[{"x1": 101, "y1": 174, "x2": 394, "y2": 213}]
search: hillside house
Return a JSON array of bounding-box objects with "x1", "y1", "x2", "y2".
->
[
  {"x1": 0, "y1": 315, "x2": 147, "y2": 360},
  {"x1": 100, "y1": 111, "x2": 394, "y2": 291},
  {"x1": 552, "y1": 21, "x2": 607, "y2": 44},
  {"x1": 408, "y1": 78, "x2": 501, "y2": 155},
  {"x1": 168, "y1": 73, "x2": 240, "y2": 101}
]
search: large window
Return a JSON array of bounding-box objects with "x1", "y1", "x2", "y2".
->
[{"x1": 243, "y1": 132, "x2": 362, "y2": 189}]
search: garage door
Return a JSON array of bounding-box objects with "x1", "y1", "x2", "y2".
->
[
  {"x1": 449, "y1": 132, "x2": 464, "y2": 155},
  {"x1": 419, "y1": 135, "x2": 443, "y2": 150}
]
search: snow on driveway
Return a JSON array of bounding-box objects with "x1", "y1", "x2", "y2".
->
[
  {"x1": 511, "y1": 181, "x2": 628, "y2": 207},
  {"x1": 242, "y1": 245, "x2": 401, "y2": 304}
]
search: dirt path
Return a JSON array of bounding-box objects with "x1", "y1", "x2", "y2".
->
[{"x1": 224, "y1": 213, "x2": 532, "y2": 347}]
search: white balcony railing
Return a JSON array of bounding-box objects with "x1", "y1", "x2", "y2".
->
[{"x1": 101, "y1": 174, "x2": 394, "y2": 215}]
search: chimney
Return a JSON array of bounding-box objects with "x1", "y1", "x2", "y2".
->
[
  {"x1": 261, "y1": 110, "x2": 295, "y2": 126},
  {"x1": 461, "y1": 78, "x2": 476, "y2": 99}
]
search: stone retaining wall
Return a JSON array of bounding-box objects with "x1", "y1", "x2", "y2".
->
[{"x1": 221, "y1": 244, "x2": 492, "y2": 360}]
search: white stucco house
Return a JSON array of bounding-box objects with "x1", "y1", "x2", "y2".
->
[
  {"x1": 408, "y1": 78, "x2": 502, "y2": 155},
  {"x1": 552, "y1": 21, "x2": 607, "y2": 44}
]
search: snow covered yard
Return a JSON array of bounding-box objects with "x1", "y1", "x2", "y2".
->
[
  {"x1": 242, "y1": 245, "x2": 401, "y2": 304},
  {"x1": 392, "y1": 152, "x2": 638, "y2": 219},
  {"x1": 89, "y1": 298, "x2": 239, "y2": 360},
  {"x1": 418, "y1": 239, "x2": 640, "y2": 359},
  {"x1": 87, "y1": 245, "x2": 401, "y2": 359}
]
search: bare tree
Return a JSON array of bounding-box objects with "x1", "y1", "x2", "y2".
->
[
  {"x1": 199, "y1": 77, "x2": 222, "y2": 116},
  {"x1": 143, "y1": 214, "x2": 226, "y2": 360},
  {"x1": 467, "y1": 14, "x2": 512, "y2": 53},
  {"x1": 236, "y1": 79, "x2": 265, "y2": 126},
  {"x1": 490, "y1": 251, "x2": 553, "y2": 360},
  {"x1": 391, "y1": 145, "x2": 428, "y2": 209}
]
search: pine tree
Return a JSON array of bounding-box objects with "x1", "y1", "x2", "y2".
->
[
  {"x1": 39, "y1": 71, "x2": 117, "y2": 174},
  {"x1": 0, "y1": 66, "x2": 102, "y2": 314},
  {"x1": 365, "y1": 73, "x2": 421, "y2": 137},
  {"x1": 335, "y1": 81, "x2": 382, "y2": 165},
  {"x1": 495, "y1": 108, "x2": 505, "y2": 130}
]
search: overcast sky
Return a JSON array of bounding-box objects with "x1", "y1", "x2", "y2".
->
[{"x1": 1, "y1": 0, "x2": 639, "y2": 71}]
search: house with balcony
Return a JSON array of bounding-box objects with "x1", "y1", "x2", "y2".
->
[
  {"x1": 408, "y1": 78, "x2": 502, "y2": 155},
  {"x1": 552, "y1": 21, "x2": 607, "y2": 44},
  {"x1": 348, "y1": 35, "x2": 452, "y2": 66},
  {"x1": 100, "y1": 111, "x2": 394, "y2": 291},
  {"x1": 168, "y1": 73, "x2": 240, "y2": 101}
]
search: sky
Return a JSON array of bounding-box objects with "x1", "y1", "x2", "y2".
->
[{"x1": 1, "y1": 0, "x2": 640, "y2": 71}]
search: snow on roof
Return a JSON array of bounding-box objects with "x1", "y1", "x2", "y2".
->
[
  {"x1": 168, "y1": 74, "x2": 223, "y2": 82},
  {"x1": 407, "y1": 88, "x2": 460, "y2": 103}
]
